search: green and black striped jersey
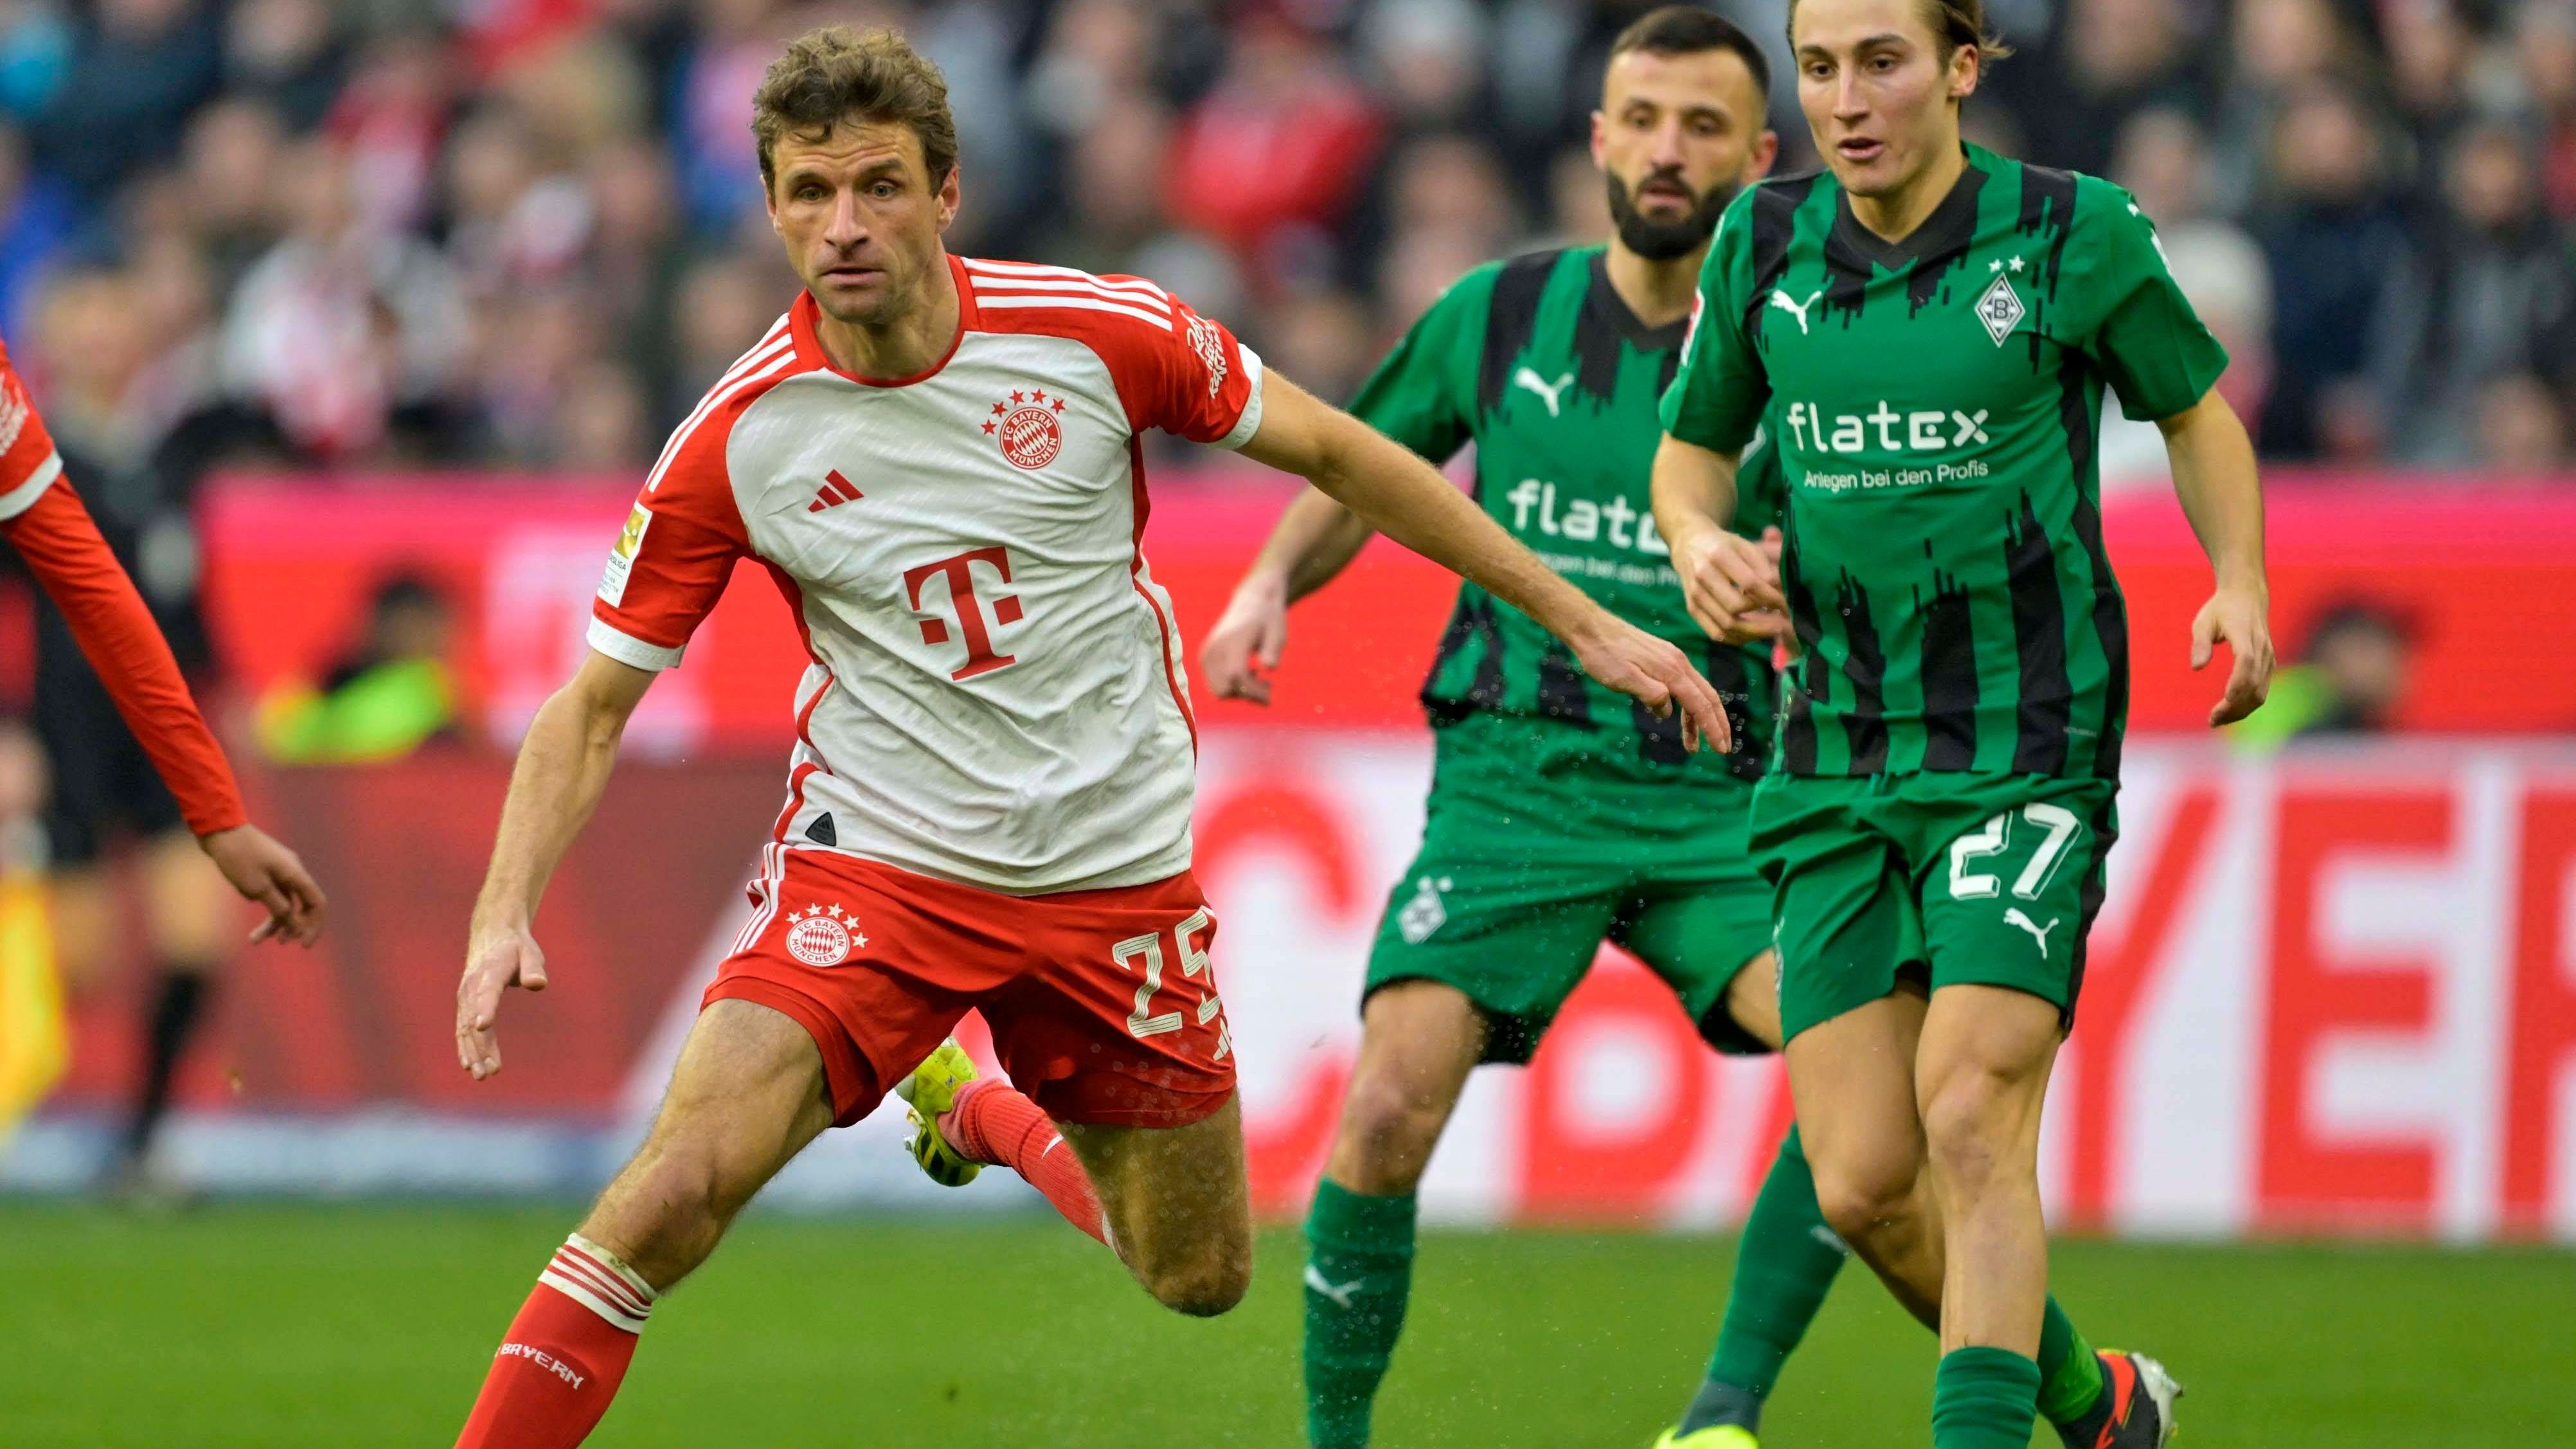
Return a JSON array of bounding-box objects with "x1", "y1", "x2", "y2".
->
[
  {"x1": 1351, "y1": 244, "x2": 1784, "y2": 783},
  {"x1": 1661, "y1": 145, "x2": 2226, "y2": 780}
]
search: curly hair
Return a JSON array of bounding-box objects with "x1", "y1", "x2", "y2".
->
[{"x1": 751, "y1": 26, "x2": 958, "y2": 193}]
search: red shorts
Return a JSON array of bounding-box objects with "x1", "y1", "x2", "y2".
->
[{"x1": 704, "y1": 851, "x2": 1235, "y2": 1130}]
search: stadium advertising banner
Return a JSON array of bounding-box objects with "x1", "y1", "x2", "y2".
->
[{"x1": 10, "y1": 480, "x2": 2576, "y2": 1244}]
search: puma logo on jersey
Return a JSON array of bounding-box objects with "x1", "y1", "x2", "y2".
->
[
  {"x1": 1514, "y1": 367, "x2": 1576, "y2": 417},
  {"x1": 2003, "y1": 907, "x2": 2062, "y2": 959},
  {"x1": 1303, "y1": 1264, "x2": 1363, "y2": 1308},
  {"x1": 806, "y1": 469, "x2": 864, "y2": 512},
  {"x1": 1768, "y1": 288, "x2": 1823, "y2": 334}
]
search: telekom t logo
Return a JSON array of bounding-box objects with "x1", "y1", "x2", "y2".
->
[{"x1": 904, "y1": 546, "x2": 1024, "y2": 680}]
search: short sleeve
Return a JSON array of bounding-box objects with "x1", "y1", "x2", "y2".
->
[
  {"x1": 1347, "y1": 267, "x2": 1489, "y2": 464},
  {"x1": 2075, "y1": 184, "x2": 2229, "y2": 422},
  {"x1": 1117, "y1": 285, "x2": 1267, "y2": 449},
  {"x1": 587, "y1": 424, "x2": 749, "y2": 672},
  {"x1": 1659, "y1": 191, "x2": 1771, "y2": 454}
]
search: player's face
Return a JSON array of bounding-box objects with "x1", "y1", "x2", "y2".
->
[
  {"x1": 766, "y1": 120, "x2": 961, "y2": 330},
  {"x1": 1791, "y1": 0, "x2": 1978, "y2": 201},
  {"x1": 1592, "y1": 48, "x2": 1778, "y2": 260}
]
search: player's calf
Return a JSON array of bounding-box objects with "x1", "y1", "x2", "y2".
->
[
  {"x1": 454, "y1": 1002, "x2": 834, "y2": 1447},
  {"x1": 1066, "y1": 1097, "x2": 1254, "y2": 1317}
]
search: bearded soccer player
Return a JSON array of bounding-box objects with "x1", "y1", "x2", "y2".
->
[
  {"x1": 446, "y1": 26, "x2": 1728, "y2": 1448},
  {"x1": 1201, "y1": 14, "x2": 1847, "y2": 1448},
  {"x1": 1654, "y1": 0, "x2": 2272, "y2": 1444},
  {"x1": 0, "y1": 350, "x2": 325, "y2": 984}
]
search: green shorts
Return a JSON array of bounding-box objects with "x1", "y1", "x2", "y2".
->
[
  {"x1": 1749, "y1": 771, "x2": 2120, "y2": 1043},
  {"x1": 1364, "y1": 715, "x2": 1776, "y2": 1065}
]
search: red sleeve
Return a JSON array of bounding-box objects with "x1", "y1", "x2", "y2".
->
[
  {"x1": 1, "y1": 482, "x2": 246, "y2": 836},
  {"x1": 587, "y1": 408, "x2": 750, "y2": 671},
  {"x1": 1098, "y1": 283, "x2": 1266, "y2": 447}
]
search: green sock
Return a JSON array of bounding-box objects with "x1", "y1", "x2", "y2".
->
[
  {"x1": 1681, "y1": 1124, "x2": 1848, "y2": 1433},
  {"x1": 2035, "y1": 1297, "x2": 2105, "y2": 1427},
  {"x1": 1931, "y1": 1346, "x2": 2043, "y2": 1449},
  {"x1": 1303, "y1": 1180, "x2": 1417, "y2": 1449}
]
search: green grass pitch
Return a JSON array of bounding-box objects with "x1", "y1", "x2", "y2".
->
[{"x1": 3, "y1": 1203, "x2": 2568, "y2": 1446}]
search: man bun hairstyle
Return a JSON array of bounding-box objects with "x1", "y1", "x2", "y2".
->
[
  {"x1": 751, "y1": 25, "x2": 959, "y2": 192},
  {"x1": 1609, "y1": 4, "x2": 1773, "y2": 102}
]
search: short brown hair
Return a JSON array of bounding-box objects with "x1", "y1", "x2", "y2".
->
[
  {"x1": 1609, "y1": 6, "x2": 1772, "y2": 102},
  {"x1": 751, "y1": 25, "x2": 959, "y2": 194}
]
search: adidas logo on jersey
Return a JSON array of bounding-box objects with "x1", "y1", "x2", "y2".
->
[
  {"x1": 807, "y1": 469, "x2": 864, "y2": 512},
  {"x1": 0, "y1": 379, "x2": 30, "y2": 456}
]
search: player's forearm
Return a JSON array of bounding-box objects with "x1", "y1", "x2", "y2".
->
[
  {"x1": 1249, "y1": 488, "x2": 1377, "y2": 604},
  {"x1": 2161, "y1": 392, "x2": 2266, "y2": 591},
  {"x1": 1304, "y1": 411, "x2": 1607, "y2": 644},
  {"x1": 1651, "y1": 433, "x2": 1742, "y2": 560},
  {"x1": 470, "y1": 679, "x2": 632, "y2": 933}
]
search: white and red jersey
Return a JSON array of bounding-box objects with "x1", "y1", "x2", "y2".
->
[{"x1": 588, "y1": 255, "x2": 1265, "y2": 895}]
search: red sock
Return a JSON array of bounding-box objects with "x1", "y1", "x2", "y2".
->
[
  {"x1": 454, "y1": 1235, "x2": 656, "y2": 1448},
  {"x1": 944, "y1": 1078, "x2": 1109, "y2": 1246}
]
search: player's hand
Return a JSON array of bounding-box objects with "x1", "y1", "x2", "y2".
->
[
  {"x1": 456, "y1": 922, "x2": 548, "y2": 1081},
  {"x1": 199, "y1": 824, "x2": 326, "y2": 946},
  {"x1": 1674, "y1": 523, "x2": 1786, "y2": 642},
  {"x1": 1566, "y1": 609, "x2": 1732, "y2": 754},
  {"x1": 2192, "y1": 580, "x2": 2274, "y2": 726},
  {"x1": 1201, "y1": 569, "x2": 1290, "y2": 705}
]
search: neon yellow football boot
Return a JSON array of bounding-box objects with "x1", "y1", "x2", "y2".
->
[
  {"x1": 892, "y1": 1038, "x2": 981, "y2": 1187},
  {"x1": 1652, "y1": 1426, "x2": 1757, "y2": 1449}
]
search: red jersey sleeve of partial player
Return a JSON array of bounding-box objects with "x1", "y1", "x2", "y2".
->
[
  {"x1": 586, "y1": 411, "x2": 751, "y2": 672},
  {"x1": 0, "y1": 482, "x2": 246, "y2": 835},
  {"x1": 1099, "y1": 284, "x2": 1267, "y2": 447}
]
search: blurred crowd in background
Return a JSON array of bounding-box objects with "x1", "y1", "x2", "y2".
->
[{"x1": 0, "y1": 0, "x2": 2572, "y2": 498}]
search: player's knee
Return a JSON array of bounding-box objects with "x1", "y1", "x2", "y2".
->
[
  {"x1": 1917, "y1": 1067, "x2": 2025, "y2": 1193},
  {"x1": 1140, "y1": 1242, "x2": 1251, "y2": 1317},
  {"x1": 1332, "y1": 1074, "x2": 1448, "y2": 1193},
  {"x1": 594, "y1": 1139, "x2": 739, "y2": 1279},
  {"x1": 1809, "y1": 1155, "x2": 1920, "y2": 1249}
]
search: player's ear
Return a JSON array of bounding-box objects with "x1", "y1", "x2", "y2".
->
[
  {"x1": 1749, "y1": 128, "x2": 1780, "y2": 181},
  {"x1": 1948, "y1": 43, "x2": 1981, "y2": 101},
  {"x1": 1589, "y1": 109, "x2": 1609, "y2": 170},
  {"x1": 936, "y1": 163, "x2": 960, "y2": 233}
]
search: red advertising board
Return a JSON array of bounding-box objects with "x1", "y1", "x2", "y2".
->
[
  {"x1": 196, "y1": 474, "x2": 2576, "y2": 750},
  {"x1": 23, "y1": 474, "x2": 2576, "y2": 1235}
]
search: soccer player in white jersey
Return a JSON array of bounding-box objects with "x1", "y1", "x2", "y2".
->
[{"x1": 446, "y1": 26, "x2": 1728, "y2": 1447}]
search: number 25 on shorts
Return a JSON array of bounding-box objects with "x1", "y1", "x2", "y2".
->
[{"x1": 1113, "y1": 907, "x2": 1229, "y2": 1059}]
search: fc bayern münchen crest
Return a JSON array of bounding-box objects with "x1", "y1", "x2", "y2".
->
[
  {"x1": 983, "y1": 386, "x2": 1066, "y2": 470},
  {"x1": 783, "y1": 903, "x2": 863, "y2": 966}
]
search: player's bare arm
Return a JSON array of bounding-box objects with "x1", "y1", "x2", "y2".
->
[
  {"x1": 457, "y1": 650, "x2": 655, "y2": 1079},
  {"x1": 1240, "y1": 374, "x2": 1731, "y2": 752},
  {"x1": 1201, "y1": 489, "x2": 1376, "y2": 704},
  {"x1": 1651, "y1": 430, "x2": 1787, "y2": 642},
  {"x1": 2158, "y1": 387, "x2": 2273, "y2": 726}
]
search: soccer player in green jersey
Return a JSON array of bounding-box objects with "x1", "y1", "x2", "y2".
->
[
  {"x1": 1654, "y1": 0, "x2": 2273, "y2": 1445},
  {"x1": 1206, "y1": 12, "x2": 1852, "y2": 1448}
]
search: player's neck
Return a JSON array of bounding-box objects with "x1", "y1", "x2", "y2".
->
[
  {"x1": 1845, "y1": 132, "x2": 1968, "y2": 245},
  {"x1": 1602, "y1": 239, "x2": 1702, "y2": 330},
  {"x1": 812, "y1": 254, "x2": 961, "y2": 382}
]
